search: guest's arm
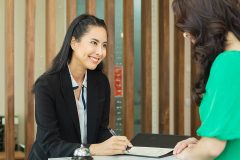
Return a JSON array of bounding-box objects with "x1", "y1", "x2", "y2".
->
[{"x1": 175, "y1": 137, "x2": 226, "y2": 160}]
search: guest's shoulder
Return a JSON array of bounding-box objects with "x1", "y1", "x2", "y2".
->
[{"x1": 212, "y1": 50, "x2": 240, "y2": 70}]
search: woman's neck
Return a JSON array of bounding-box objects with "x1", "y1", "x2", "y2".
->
[
  {"x1": 225, "y1": 32, "x2": 240, "y2": 51},
  {"x1": 68, "y1": 56, "x2": 86, "y2": 84}
]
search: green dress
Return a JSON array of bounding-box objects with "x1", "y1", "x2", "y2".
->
[{"x1": 197, "y1": 50, "x2": 240, "y2": 160}]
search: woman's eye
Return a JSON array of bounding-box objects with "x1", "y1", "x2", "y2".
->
[
  {"x1": 103, "y1": 44, "x2": 107, "y2": 48},
  {"x1": 91, "y1": 41, "x2": 97, "y2": 45}
]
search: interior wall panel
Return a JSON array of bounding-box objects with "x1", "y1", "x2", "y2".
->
[
  {"x1": 56, "y1": 0, "x2": 67, "y2": 52},
  {"x1": 5, "y1": 0, "x2": 15, "y2": 159},
  {"x1": 67, "y1": 0, "x2": 76, "y2": 27},
  {"x1": 86, "y1": 0, "x2": 96, "y2": 15},
  {"x1": 0, "y1": 0, "x2": 6, "y2": 120},
  {"x1": 184, "y1": 38, "x2": 191, "y2": 135},
  {"x1": 14, "y1": 0, "x2": 26, "y2": 147},
  {"x1": 46, "y1": 0, "x2": 56, "y2": 68},
  {"x1": 169, "y1": 0, "x2": 175, "y2": 134},
  {"x1": 123, "y1": 0, "x2": 134, "y2": 139},
  {"x1": 104, "y1": 0, "x2": 116, "y2": 129},
  {"x1": 25, "y1": 0, "x2": 36, "y2": 157},
  {"x1": 141, "y1": 0, "x2": 152, "y2": 133},
  {"x1": 174, "y1": 28, "x2": 185, "y2": 135},
  {"x1": 151, "y1": 0, "x2": 159, "y2": 134},
  {"x1": 158, "y1": 0, "x2": 170, "y2": 134},
  {"x1": 35, "y1": 0, "x2": 46, "y2": 79}
]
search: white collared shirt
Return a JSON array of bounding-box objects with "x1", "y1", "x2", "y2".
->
[{"x1": 68, "y1": 69, "x2": 88, "y2": 144}]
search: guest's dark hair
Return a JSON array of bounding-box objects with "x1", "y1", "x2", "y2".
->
[{"x1": 172, "y1": 0, "x2": 240, "y2": 105}]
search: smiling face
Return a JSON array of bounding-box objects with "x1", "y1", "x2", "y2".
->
[{"x1": 70, "y1": 26, "x2": 107, "y2": 70}]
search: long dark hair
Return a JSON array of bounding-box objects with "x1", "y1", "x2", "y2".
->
[
  {"x1": 172, "y1": 0, "x2": 240, "y2": 105},
  {"x1": 33, "y1": 14, "x2": 107, "y2": 90}
]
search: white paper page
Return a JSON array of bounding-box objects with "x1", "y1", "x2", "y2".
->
[
  {"x1": 49, "y1": 156, "x2": 180, "y2": 160},
  {"x1": 125, "y1": 146, "x2": 173, "y2": 157}
]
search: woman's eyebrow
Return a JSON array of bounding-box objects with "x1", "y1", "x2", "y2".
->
[
  {"x1": 91, "y1": 38, "x2": 99, "y2": 42},
  {"x1": 91, "y1": 38, "x2": 107, "y2": 44}
]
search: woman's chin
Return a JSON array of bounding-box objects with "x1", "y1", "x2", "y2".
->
[{"x1": 87, "y1": 65, "x2": 98, "y2": 70}]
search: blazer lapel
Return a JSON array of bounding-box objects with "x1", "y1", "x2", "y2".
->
[
  {"x1": 87, "y1": 70, "x2": 98, "y2": 143},
  {"x1": 60, "y1": 66, "x2": 81, "y2": 139}
]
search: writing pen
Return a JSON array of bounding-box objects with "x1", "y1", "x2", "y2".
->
[
  {"x1": 108, "y1": 128, "x2": 132, "y2": 152},
  {"x1": 109, "y1": 128, "x2": 117, "y2": 136}
]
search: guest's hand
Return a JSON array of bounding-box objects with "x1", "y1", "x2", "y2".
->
[
  {"x1": 89, "y1": 136, "x2": 133, "y2": 156},
  {"x1": 173, "y1": 137, "x2": 198, "y2": 155}
]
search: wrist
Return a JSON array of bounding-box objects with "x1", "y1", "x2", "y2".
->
[{"x1": 89, "y1": 144, "x2": 97, "y2": 156}]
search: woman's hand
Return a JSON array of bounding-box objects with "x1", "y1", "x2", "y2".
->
[
  {"x1": 173, "y1": 137, "x2": 198, "y2": 155},
  {"x1": 89, "y1": 136, "x2": 133, "y2": 156},
  {"x1": 173, "y1": 137, "x2": 226, "y2": 160}
]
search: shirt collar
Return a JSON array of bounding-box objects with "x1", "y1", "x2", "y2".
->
[
  {"x1": 82, "y1": 72, "x2": 87, "y2": 88},
  {"x1": 68, "y1": 67, "x2": 87, "y2": 89}
]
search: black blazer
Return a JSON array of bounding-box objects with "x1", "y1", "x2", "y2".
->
[{"x1": 29, "y1": 66, "x2": 112, "y2": 159}]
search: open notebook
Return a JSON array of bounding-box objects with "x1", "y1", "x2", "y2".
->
[{"x1": 125, "y1": 146, "x2": 173, "y2": 158}]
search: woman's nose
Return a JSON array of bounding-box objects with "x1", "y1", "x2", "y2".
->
[{"x1": 96, "y1": 45, "x2": 104, "y2": 55}]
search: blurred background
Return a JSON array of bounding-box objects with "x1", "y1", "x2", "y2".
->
[{"x1": 0, "y1": 0, "x2": 200, "y2": 159}]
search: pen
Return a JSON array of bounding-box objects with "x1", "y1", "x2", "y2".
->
[
  {"x1": 108, "y1": 128, "x2": 132, "y2": 152},
  {"x1": 109, "y1": 128, "x2": 117, "y2": 136}
]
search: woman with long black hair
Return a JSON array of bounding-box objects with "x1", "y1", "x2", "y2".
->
[
  {"x1": 29, "y1": 14, "x2": 132, "y2": 159},
  {"x1": 172, "y1": 0, "x2": 240, "y2": 159}
]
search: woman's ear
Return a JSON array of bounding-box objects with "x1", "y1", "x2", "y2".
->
[
  {"x1": 183, "y1": 32, "x2": 196, "y2": 44},
  {"x1": 70, "y1": 37, "x2": 77, "y2": 51},
  {"x1": 183, "y1": 32, "x2": 191, "y2": 39}
]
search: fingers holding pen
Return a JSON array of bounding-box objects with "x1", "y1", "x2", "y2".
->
[
  {"x1": 111, "y1": 136, "x2": 133, "y2": 150},
  {"x1": 89, "y1": 136, "x2": 133, "y2": 155},
  {"x1": 115, "y1": 136, "x2": 133, "y2": 146},
  {"x1": 108, "y1": 128, "x2": 133, "y2": 149}
]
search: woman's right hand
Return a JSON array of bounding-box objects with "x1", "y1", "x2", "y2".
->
[
  {"x1": 173, "y1": 137, "x2": 198, "y2": 155},
  {"x1": 89, "y1": 136, "x2": 133, "y2": 156}
]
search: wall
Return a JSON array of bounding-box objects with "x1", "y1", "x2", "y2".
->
[
  {"x1": 0, "y1": 0, "x2": 67, "y2": 145},
  {"x1": 0, "y1": 0, "x2": 5, "y2": 116},
  {"x1": 14, "y1": 0, "x2": 26, "y2": 145}
]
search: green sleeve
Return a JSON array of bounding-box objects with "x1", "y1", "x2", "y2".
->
[{"x1": 197, "y1": 51, "x2": 240, "y2": 140}]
